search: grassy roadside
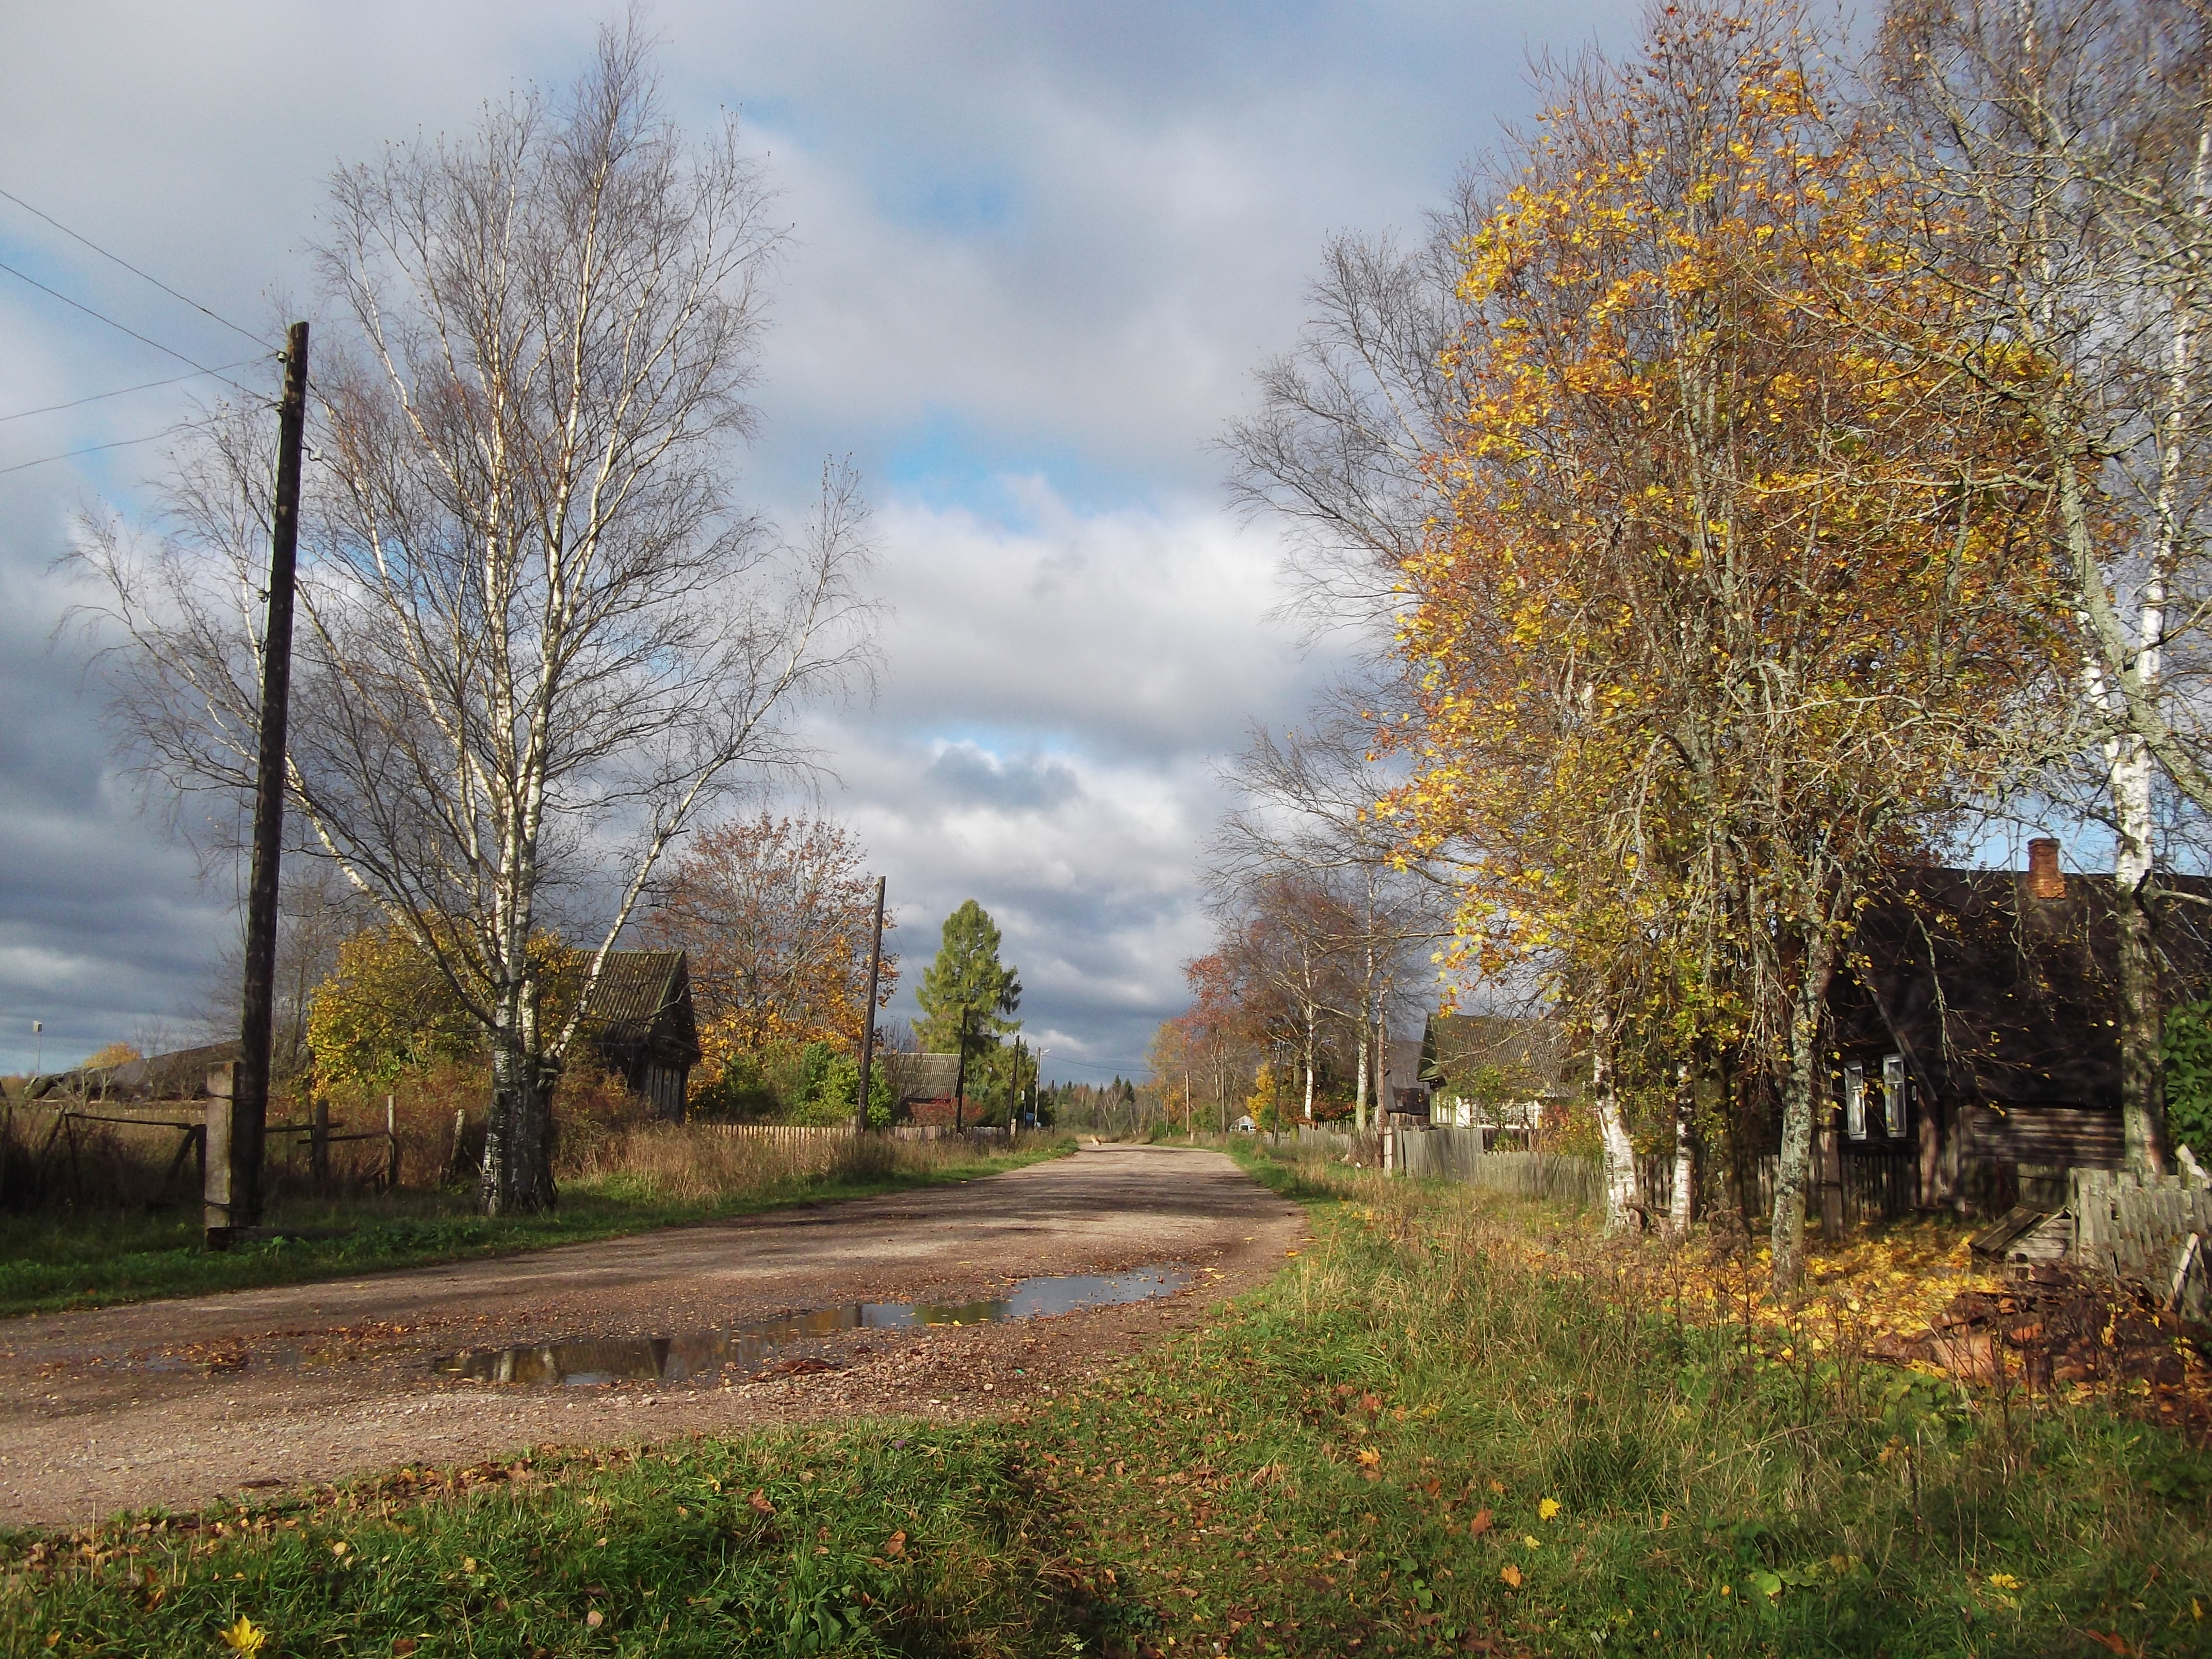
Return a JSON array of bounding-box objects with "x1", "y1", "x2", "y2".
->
[
  {"x1": 7, "y1": 1149, "x2": 2209, "y2": 1656},
  {"x1": 0, "y1": 1139, "x2": 1075, "y2": 1321}
]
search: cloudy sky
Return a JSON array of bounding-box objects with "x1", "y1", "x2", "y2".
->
[{"x1": 0, "y1": 0, "x2": 1640, "y2": 1081}]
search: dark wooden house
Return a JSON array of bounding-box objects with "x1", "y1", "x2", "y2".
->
[
  {"x1": 1827, "y1": 839, "x2": 2212, "y2": 1214},
  {"x1": 582, "y1": 950, "x2": 702, "y2": 1121}
]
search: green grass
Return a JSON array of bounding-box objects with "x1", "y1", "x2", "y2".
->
[
  {"x1": 0, "y1": 1141, "x2": 1074, "y2": 1321},
  {"x1": 6, "y1": 1150, "x2": 2208, "y2": 1656}
]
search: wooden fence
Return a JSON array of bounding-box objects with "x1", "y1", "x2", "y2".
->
[
  {"x1": 2071, "y1": 1168, "x2": 2212, "y2": 1297},
  {"x1": 694, "y1": 1122, "x2": 1017, "y2": 1145}
]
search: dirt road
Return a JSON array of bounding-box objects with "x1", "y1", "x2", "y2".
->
[{"x1": 0, "y1": 1144, "x2": 1303, "y2": 1530}]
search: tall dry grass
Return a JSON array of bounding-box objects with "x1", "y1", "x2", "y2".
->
[{"x1": 562, "y1": 1124, "x2": 1010, "y2": 1206}]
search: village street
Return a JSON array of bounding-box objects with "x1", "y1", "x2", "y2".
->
[{"x1": 0, "y1": 1145, "x2": 1303, "y2": 1529}]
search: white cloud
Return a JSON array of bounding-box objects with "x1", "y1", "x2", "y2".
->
[{"x1": 0, "y1": 0, "x2": 1645, "y2": 1074}]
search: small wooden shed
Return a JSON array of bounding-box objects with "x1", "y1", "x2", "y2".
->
[{"x1": 581, "y1": 951, "x2": 702, "y2": 1121}]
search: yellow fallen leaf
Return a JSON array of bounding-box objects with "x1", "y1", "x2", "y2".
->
[
  {"x1": 1538, "y1": 1497, "x2": 1562, "y2": 1521},
  {"x1": 1356, "y1": 1448, "x2": 1381, "y2": 1467},
  {"x1": 1987, "y1": 1572, "x2": 2021, "y2": 1590},
  {"x1": 1500, "y1": 1564, "x2": 1522, "y2": 1588},
  {"x1": 1523, "y1": 1535, "x2": 1542, "y2": 1550},
  {"x1": 219, "y1": 1616, "x2": 268, "y2": 1656}
]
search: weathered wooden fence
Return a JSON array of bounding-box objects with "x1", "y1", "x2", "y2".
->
[
  {"x1": 696, "y1": 1122, "x2": 1020, "y2": 1145},
  {"x1": 698, "y1": 1123, "x2": 857, "y2": 1144},
  {"x1": 2071, "y1": 1168, "x2": 2212, "y2": 1300}
]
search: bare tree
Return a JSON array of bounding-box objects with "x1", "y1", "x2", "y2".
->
[
  {"x1": 79, "y1": 25, "x2": 875, "y2": 1212},
  {"x1": 1221, "y1": 201, "x2": 1487, "y2": 640},
  {"x1": 1211, "y1": 690, "x2": 1447, "y2": 1129},
  {"x1": 1875, "y1": 0, "x2": 2212, "y2": 1171}
]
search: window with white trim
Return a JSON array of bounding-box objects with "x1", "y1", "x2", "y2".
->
[
  {"x1": 1882, "y1": 1053, "x2": 1908, "y2": 1137},
  {"x1": 1844, "y1": 1061, "x2": 1867, "y2": 1140}
]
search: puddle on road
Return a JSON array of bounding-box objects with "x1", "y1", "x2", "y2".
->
[{"x1": 431, "y1": 1267, "x2": 1190, "y2": 1388}]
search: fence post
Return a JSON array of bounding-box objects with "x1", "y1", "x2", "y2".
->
[
  {"x1": 310, "y1": 1094, "x2": 331, "y2": 1192},
  {"x1": 1817, "y1": 1120, "x2": 1845, "y2": 1240},
  {"x1": 385, "y1": 1095, "x2": 400, "y2": 1190},
  {"x1": 204, "y1": 1062, "x2": 238, "y2": 1248}
]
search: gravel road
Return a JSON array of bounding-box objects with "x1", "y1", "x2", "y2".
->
[{"x1": 0, "y1": 1143, "x2": 1304, "y2": 1530}]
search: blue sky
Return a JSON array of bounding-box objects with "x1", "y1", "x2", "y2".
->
[{"x1": 0, "y1": 0, "x2": 1647, "y2": 1079}]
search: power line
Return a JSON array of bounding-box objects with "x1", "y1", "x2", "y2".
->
[
  {"x1": 0, "y1": 185, "x2": 269, "y2": 348},
  {"x1": 0, "y1": 360, "x2": 262, "y2": 425},
  {"x1": 0, "y1": 259, "x2": 261, "y2": 398},
  {"x1": 0, "y1": 423, "x2": 193, "y2": 479}
]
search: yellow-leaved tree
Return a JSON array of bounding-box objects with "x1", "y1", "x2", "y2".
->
[{"x1": 1386, "y1": 1, "x2": 2060, "y2": 1286}]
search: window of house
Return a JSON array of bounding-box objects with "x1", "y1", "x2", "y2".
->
[
  {"x1": 1882, "y1": 1053, "x2": 1908, "y2": 1137},
  {"x1": 1844, "y1": 1061, "x2": 1867, "y2": 1140}
]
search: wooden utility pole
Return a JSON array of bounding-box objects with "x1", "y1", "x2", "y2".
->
[
  {"x1": 856, "y1": 875, "x2": 886, "y2": 1133},
  {"x1": 953, "y1": 1006, "x2": 972, "y2": 1133},
  {"x1": 209, "y1": 321, "x2": 308, "y2": 1249}
]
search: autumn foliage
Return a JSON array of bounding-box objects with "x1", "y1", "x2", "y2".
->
[
  {"x1": 1370, "y1": 5, "x2": 2062, "y2": 1286},
  {"x1": 641, "y1": 814, "x2": 896, "y2": 1116}
]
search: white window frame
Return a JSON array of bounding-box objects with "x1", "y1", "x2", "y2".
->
[
  {"x1": 1844, "y1": 1061, "x2": 1867, "y2": 1140},
  {"x1": 1882, "y1": 1054, "x2": 1908, "y2": 1138}
]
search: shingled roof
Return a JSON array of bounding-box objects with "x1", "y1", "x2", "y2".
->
[
  {"x1": 580, "y1": 950, "x2": 701, "y2": 1065},
  {"x1": 1421, "y1": 1013, "x2": 1581, "y2": 1101}
]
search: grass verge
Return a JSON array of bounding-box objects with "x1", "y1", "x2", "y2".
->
[
  {"x1": 6, "y1": 1151, "x2": 2208, "y2": 1656},
  {"x1": 0, "y1": 1138, "x2": 1074, "y2": 1321}
]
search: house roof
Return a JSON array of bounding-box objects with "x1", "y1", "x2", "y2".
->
[
  {"x1": 34, "y1": 1039, "x2": 242, "y2": 1101},
  {"x1": 879, "y1": 1052, "x2": 963, "y2": 1102},
  {"x1": 1839, "y1": 867, "x2": 2212, "y2": 1109},
  {"x1": 1421, "y1": 1013, "x2": 1581, "y2": 1099},
  {"x1": 581, "y1": 950, "x2": 701, "y2": 1065}
]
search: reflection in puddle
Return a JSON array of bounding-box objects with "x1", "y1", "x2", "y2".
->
[{"x1": 432, "y1": 1267, "x2": 1190, "y2": 1388}]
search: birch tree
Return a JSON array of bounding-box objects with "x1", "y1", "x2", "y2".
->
[
  {"x1": 1211, "y1": 696, "x2": 1447, "y2": 1129},
  {"x1": 1874, "y1": 0, "x2": 2212, "y2": 1172},
  {"x1": 81, "y1": 25, "x2": 875, "y2": 1213}
]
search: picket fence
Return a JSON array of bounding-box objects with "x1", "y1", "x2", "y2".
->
[
  {"x1": 695, "y1": 1121, "x2": 1015, "y2": 1145},
  {"x1": 697, "y1": 1123, "x2": 856, "y2": 1144},
  {"x1": 1282, "y1": 1123, "x2": 1914, "y2": 1226}
]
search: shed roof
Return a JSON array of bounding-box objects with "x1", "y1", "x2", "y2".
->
[{"x1": 580, "y1": 950, "x2": 701, "y2": 1064}]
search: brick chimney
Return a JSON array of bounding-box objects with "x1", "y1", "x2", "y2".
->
[{"x1": 2026, "y1": 837, "x2": 2065, "y2": 900}]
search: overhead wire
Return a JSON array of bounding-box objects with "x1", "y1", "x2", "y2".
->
[
  {"x1": 0, "y1": 424, "x2": 197, "y2": 479},
  {"x1": 0, "y1": 360, "x2": 263, "y2": 425},
  {"x1": 0, "y1": 258, "x2": 263, "y2": 399},
  {"x1": 0, "y1": 184, "x2": 269, "y2": 349}
]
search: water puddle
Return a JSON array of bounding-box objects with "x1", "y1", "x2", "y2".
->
[{"x1": 431, "y1": 1266, "x2": 1189, "y2": 1388}]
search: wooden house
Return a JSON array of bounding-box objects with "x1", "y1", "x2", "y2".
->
[
  {"x1": 877, "y1": 1053, "x2": 965, "y2": 1123},
  {"x1": 1418, "y1": 1013, "x2": 1581, "y2": 1144},
  {"x1": 581, "y1": 950, "x2": 702, "y2": 1121},
  {"x1": 1827, "y1": 840, "x2": 2212, "y2": 1215}
]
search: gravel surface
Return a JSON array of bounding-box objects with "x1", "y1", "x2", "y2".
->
[{"x1": 0, "y1": 1143, "x2": 1305, "y2": 1529}]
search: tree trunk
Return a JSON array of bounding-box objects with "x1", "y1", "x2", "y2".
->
[
  {"x1": 1303, "y1": 1008, "x2": 1316, "y2": 1121},
  {"x1": 2113, "y1": 737, "x2": 2170, "y2": 1174},
  {"x1": 1354, "y1": 1032, "x2": 1369, "y2": 1130},
  {"x1": 1668, "y1": 1068, "x2": 1694, "y2": 1234},
  {"x1": 1590, "y1": 1004, "x2": 1638, "y2": 1232},
  {"x1": 1768, "y1": 923, "x2": 1836, "y2": 1295},
  {"x1": 481, "y1": 1037, "x2": 555, "y2": 1215}
]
